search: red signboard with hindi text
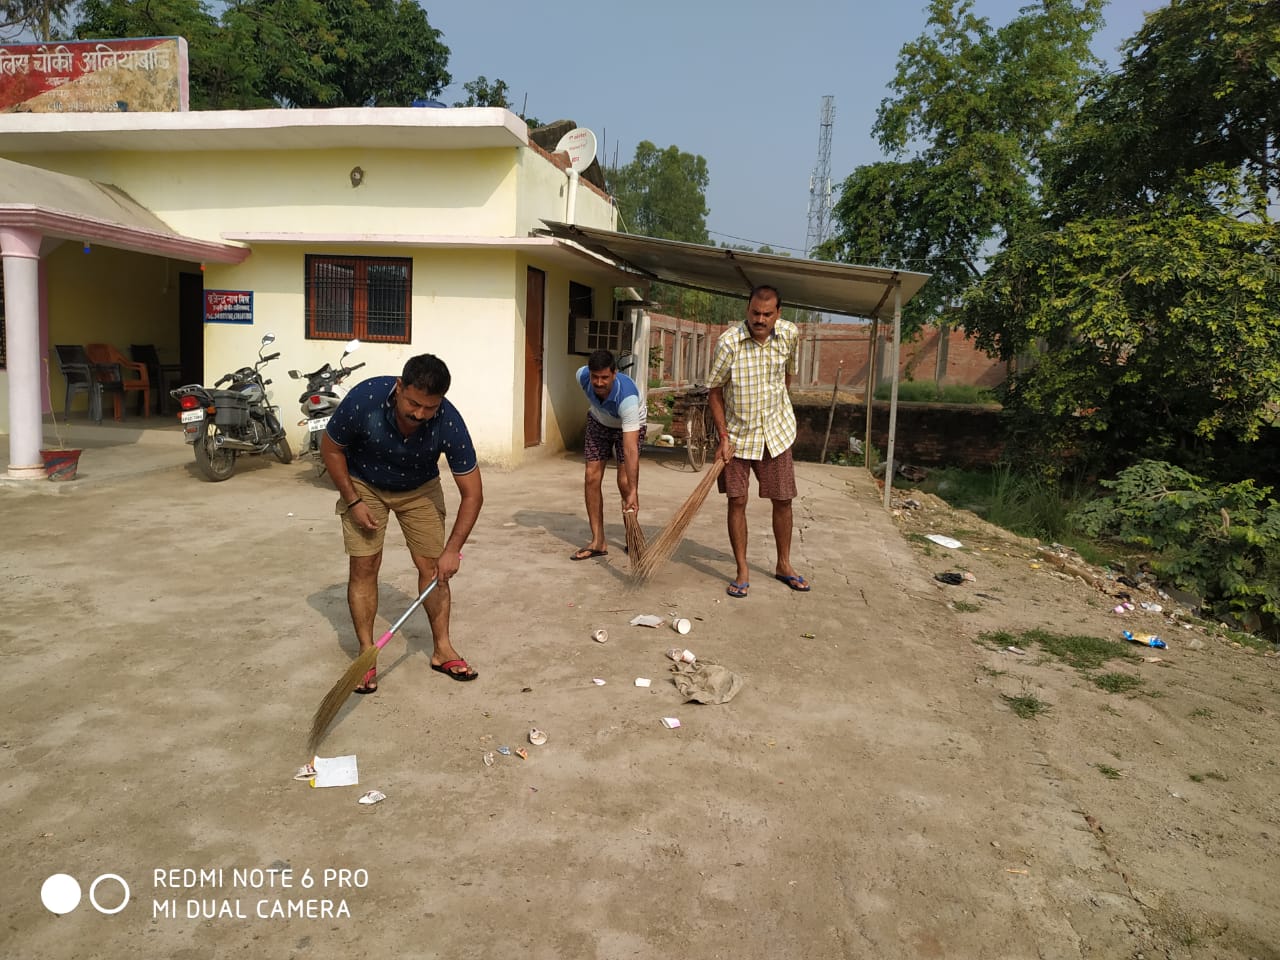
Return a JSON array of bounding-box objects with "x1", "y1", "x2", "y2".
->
[{"x1": 0, "y1": 37, "x2": 188, "y2": 113}]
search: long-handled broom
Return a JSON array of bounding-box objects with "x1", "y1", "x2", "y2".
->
[
  {"x1": 631, "y1": 445, "x2": 733, "y2": 582},
  {"x1": 307, "y1": 578, "x2": 439, "y2": 753}
]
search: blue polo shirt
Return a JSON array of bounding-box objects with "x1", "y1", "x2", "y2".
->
[
  {"x1": 576, "y1": 366, "x2": 644, "y2": 431},
  {"x1": 325, "y1": 375, "x2": 477, "y2": 491}
]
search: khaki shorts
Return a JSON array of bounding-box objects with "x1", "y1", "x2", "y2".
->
[{"x1": 337, "y1": 476, "x2": 446, "y2": 558}]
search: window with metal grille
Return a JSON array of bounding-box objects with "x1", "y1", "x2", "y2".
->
[{"x1": 306, "y1": 255, "x2": 412, "y2": 343}]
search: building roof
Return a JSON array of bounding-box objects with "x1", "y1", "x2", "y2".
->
[
  {"x1": 0, "y1": 106, "x2": 527, "y2": 154},
  {"x1": 0, "y1": 157, "x2": 248, "y2": 262},
  {"x1": 535, "y1": 222, "x2": 929, "y2": 320}
]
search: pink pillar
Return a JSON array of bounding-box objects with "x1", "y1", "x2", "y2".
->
[{"x1": 2, "y1": 226, "x2": 46, "y2": 479}]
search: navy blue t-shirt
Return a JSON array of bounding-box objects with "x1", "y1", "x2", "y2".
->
[{"x1": 325, "y1": 375, "x2": 477, "y2": 491}]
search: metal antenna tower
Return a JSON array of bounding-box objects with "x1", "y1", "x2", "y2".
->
[{"x1": 805, "y1": 95, "x2": 835, "y2": 258}]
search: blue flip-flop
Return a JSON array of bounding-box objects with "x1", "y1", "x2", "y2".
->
[
  {"x1": 726, "y1": 580, "x2": 749, "y2": 598},
  {"x1": 775, "y1": 574, "x2": 811, "y2": 592}
]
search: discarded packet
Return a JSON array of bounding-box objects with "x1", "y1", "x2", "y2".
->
[
  {"x1": 515, "y1": 747, "x2": 528, "y2": 760},
  {"x1": 357, "y1": 790, "x2": 386, "y2": 806},
  {"x1": 660, "y1": 717, "x2": 681, "y2": 729},
  {"x1": 293, "y1": 763, "x2": 317, "y2": 782}
]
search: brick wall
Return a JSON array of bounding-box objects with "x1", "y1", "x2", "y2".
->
[
  {"x1": 647, "y1": 316, "x2": 1004, "y2": 390},
  {"x1": 792, "y1": 400, "x2": 1004, "y2": 468}
]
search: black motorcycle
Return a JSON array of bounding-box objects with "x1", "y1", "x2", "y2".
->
[{"x1": 170, "y1": 333, "x2": 293, "y2": 482}]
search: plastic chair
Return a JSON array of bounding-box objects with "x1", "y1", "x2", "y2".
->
[
  {"x1": 85, "y1": 343, "x2": 151, "y2": 420},
  {"x1": 52, "y1": 344, "x2": 106, "y2": 422},
  {"x1": 130, "y1": 344, "x2": 184, "y2": 414}
]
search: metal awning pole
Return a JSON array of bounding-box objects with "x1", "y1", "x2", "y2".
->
[
  {"x1": 883, "y1": 283, "x2": 902, "y2": 510},
  {"x1": 862, "y1": 318, "x2": 878, "y2": 469}
]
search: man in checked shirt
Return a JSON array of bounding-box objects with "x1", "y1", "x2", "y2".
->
[{"x1": 707, "y1": 285, "x2": 812, "y2": 599}]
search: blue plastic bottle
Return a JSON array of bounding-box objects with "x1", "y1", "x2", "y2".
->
[{"x1": 1122, "y1": 630, "x2": 1167, "y2": 649}]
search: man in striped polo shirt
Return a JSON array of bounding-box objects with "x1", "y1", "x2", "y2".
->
[
  {"x1": 571, "y1": 349, "x2": 646, "y2": 560},
  {"x1": 708, "y1": 285, "x2": 812, "y2": 598}
]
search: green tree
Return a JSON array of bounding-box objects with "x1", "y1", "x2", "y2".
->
[
  {"x1": 607, "y1": 140, "x2": 710, "y2": 244},
  {"x1": 73, "y1": 0, "x2": 262, "y2": 109},
  {"x1": 73, "y1": 0, "x2": 451, "y2": 108},
  {"x1": 962, "y1": 0, "x2": 1280, "y2": 480},
  {"x1": 1, "y1": 0, "x2": 76, "y2": 40},
  {"x1": 962, "y1": 201, "x2": 1280, "y2": 478},
  {"x1": 1046, "y1": 0, "x2": 1280, "y2": 221},
  {"x1": 452, "y1": 74, "x2": 539, "y2": 126},
  {"x1": 822, "y1": 0, "x2": 1104, "y2": 328}
]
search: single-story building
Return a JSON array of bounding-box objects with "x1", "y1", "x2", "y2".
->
[{"x1": 0, "y1": 106, "x2": 646, "y2": 478}]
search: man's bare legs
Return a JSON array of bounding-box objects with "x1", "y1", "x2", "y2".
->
[
  {"x1": 771, "y1": 498, "x2": 800, "y2": 580},
  {"x1": 578, "y1": 459, "x2": 608, "y2": 555},
  {"x1": 348, "y1": 552, "x2": 384, "y2": 690},
  {"x1": 727, "y1": 494, "x2": 750, "y2": 587},
  {"x1": 409, "y1": 552, "x2": 470, "y2": 675}
]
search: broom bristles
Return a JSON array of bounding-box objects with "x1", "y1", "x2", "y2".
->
[
  {"x1": 632, "y1": 455, "x2": 727, "y2": 582},
  {"x1": 307, "y1": 644, "x2": 380, "y2": 754},
  {"x1": 623, "y1": 509, "x2": 647, "y2": 567}
]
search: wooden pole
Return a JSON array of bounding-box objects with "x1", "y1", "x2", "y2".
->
[
  {"x1": 819, "y1": 363, "x2": 843, "y2": 464},
  {"x1": 883, "y1": 284, "x2": 903, "y2": 510}
]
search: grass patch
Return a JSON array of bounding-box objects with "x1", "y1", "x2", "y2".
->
[
  {"x1": 1188, "y1": 771, "x2": 1229, "y2": 783},
  {"x1": 1220, "y1": 628, "x2": 1273, "y2": 652},
  {"x1": 1019, "y1": 627, "x2": 1139, "y2": 671},
  {"x1": 1092, "y1": 672, "x2": 1144, "y2": 694},
  {"x1": 916, "y1": 463, "x2": 1116, "y2": 551},
  {"x1": 952, "y1": 600, "x2": 980, "y2": 613},
  {"x1": 1189, "y1": 707, "x2": 1215, "y2": 719},
  {"x1": 975, "y1": 630, "x2": 1016, "y2": 650},
  {"x1": 1001, "y1": 687, "x2": 1050, "y2": 720},
  {"x1": 873, "y1": 380, "x2": 997, "y2": 404},
  {"x1": 1094, "y1": 763, "x2": 1122, "y2": 779},
  {"x1": 1100, "y1": 704, "x2": 1122, "y2": 716},
  {"x1": 978, "y1": 665, "x2": 1007, "y2": 678}
]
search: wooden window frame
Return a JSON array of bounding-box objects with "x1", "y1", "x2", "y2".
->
[{"x1": 305, "y1": 254, "x2": 413, "y2": 343}]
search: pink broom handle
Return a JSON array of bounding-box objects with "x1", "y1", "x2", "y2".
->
[{"x1": 374, "y1": 578, "x2": 438, "y2": 651}]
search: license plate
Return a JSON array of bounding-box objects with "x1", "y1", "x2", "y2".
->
[
  {"x1": 180, "y1": 409, "x2": 205, "y2": 424},
  {"x1": 308, "y1": 416, "x2": 331, "y2": 432}
]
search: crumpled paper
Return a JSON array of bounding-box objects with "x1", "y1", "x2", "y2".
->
[{"x1": 670, "y1": 660, "x2": 744, "y2": 704}]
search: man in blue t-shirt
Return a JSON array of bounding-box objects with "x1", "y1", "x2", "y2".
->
[
  {"x1": 321, "y1": 353, "x2": 484, "y2": 689},
  {"x1": 570, "y1": 348, "x2": 646, "y2": 561}
]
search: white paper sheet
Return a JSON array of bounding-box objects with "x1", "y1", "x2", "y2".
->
[
  {"x1": 630, "y1": 614, "x2": 665, "y2": 628},
  {"x1": 311, "y1": 754, "x2": 359, "y2": 788}
]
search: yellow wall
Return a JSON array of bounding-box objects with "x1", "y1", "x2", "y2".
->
[{"x1": 43, "y1": 243, "x2": 195, "y2": 417}]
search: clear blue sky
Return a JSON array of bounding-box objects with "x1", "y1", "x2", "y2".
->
[{"x1": 431, "y1": 0, "x2": 1157, "y2": 257}]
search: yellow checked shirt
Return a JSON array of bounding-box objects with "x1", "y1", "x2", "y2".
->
[{"x1": 706, "y1": 319, "x2": 800, "y2": 460}]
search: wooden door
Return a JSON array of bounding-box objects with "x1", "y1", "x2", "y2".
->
[
  {"x1": 523, "y1": 268, "x2": 545, "y2": 447},
  {"x1": 178, "y1": 272, "x2": 204, "y2": 385}
]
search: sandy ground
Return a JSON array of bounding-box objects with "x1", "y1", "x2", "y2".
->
[{"x1": 1, "y1": 428, "x2": 1276, "y2": 960}]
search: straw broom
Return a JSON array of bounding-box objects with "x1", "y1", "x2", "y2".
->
[
  {"x1": 623, "y1": 508, "x2": 647, "y2": 567},
  {"x1": 631, "y1": 446, "x2": 732, "y2": 582},
  {"x1": 307, "y1": 578, "x2": 439, "y2": 754}
]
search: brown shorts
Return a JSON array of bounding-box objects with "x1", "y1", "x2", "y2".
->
[
  {"x1": 718, "y1": 446, "x2": 797, "y2": 500},
  {"x1": 337, "y1": 476, "x2": 446, "y2": 558}
]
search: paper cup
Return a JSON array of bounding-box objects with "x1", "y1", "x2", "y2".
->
[{"x1": 671, "y1": 618, "x2": 691, "y2": 635}]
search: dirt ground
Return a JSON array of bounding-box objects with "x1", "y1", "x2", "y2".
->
[{"x1": 1, "y1": 434, "x2": 1276, "y2": 960}]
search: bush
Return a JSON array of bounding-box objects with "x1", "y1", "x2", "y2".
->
[{"x1": 1071, "y1": 460, "x2": 1280, "y2": 639}]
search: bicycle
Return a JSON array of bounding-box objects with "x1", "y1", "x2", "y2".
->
[{"x1": 673, "y1": 386, "x2": 718, "y2": 471}]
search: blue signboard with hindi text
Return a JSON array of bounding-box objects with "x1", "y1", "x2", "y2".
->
[{"x1": 204, "y1": 290, "x2": 253, "y2": 324}]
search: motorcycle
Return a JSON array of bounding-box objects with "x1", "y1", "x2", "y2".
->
[
  {"x1": 288, "y1": 339, "x2": 364, "y2": 477},
  {"x1": 170, "y1": 333, "x2": 293, "y2": 482}
]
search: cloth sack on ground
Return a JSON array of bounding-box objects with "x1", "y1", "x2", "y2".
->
[{"x1": 670, "y1": 660, "x2": 744, "y2": 704}]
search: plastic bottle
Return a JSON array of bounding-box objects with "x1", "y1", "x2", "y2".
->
[{"x1": 1122, "y1": 630, "x2": 1167, "y2": 649}]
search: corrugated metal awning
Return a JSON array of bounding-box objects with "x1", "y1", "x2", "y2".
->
[{"x1": 536, "y1": 220, "x2": 929, "y2": 319}]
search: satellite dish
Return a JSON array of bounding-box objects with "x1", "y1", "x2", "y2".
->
[{"x1": 554, "y1": 128, "x2": 597, "y2": 174}]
